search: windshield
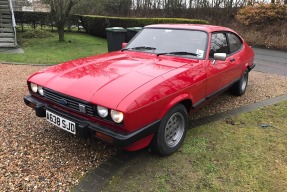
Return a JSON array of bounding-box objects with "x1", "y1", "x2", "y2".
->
[{"x1": 124, "y1": 28, "x2": 208, "y2": 59}]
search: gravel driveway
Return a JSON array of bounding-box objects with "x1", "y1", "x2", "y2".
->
[
  {"x1": 1, "y1": 64, "x2": 287, "y2": 191},
  {"x1": 0, "y1": 64, "x2": 116, "y2": 191}
]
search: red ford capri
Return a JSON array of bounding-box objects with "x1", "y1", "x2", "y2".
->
[{"x1": 24, "y1": 24, "x2": 255, "y2": 155}]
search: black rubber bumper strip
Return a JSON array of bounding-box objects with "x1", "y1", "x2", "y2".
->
[
  {"x1": 249, "y1": 63, "x2": 256, "y2": 71},
  {"x1": 24, "y1": 95, "x2": 160, "y2": 147}
]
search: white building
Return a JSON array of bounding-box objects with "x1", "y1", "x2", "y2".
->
[{"x1": 12, "y1": 0, "x2": 50, "y2": 12}]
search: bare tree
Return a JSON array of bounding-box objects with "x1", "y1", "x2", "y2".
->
[
  {"x1": 101, "y1": 0, "x2": 132, "y2": 16},
  {"x1": 72, "y1": 0, "x2": 104, "y2": 15},
  {"x1": 42, "y1": 0, "x2": 80, "y2": 42}
]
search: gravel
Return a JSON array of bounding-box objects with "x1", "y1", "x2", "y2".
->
[
  {"x1": 191, "y1": 71, "x2": 287, "y2": 119},
  {"x1": 0, "y1": 64, "x2": 287, "y2": 191},
  {"x1": 0, "y1": 64, "x2": 116, "y2": 191}
]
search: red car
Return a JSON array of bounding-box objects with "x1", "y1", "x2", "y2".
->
[{"x1": 24, "y1": 24, "x2": 255, "y2": 155}]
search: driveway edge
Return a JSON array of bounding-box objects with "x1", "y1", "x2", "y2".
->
[
  {"x1": 72, "y1": 150, "x2": 139, "y2": 192},
  {"x1": 190, "y1": 93, "x2": 287, "y2": 127}
]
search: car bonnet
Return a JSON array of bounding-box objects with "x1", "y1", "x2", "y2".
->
[{"x1": 28, "y1": 52, "x2": 192, "y2": 110}]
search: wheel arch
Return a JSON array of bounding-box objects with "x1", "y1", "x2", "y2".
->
[
  {"x1": 159, "y1": 94, "x2": 193, "y2": 119},
  {"x1": 179, "y1": 99, "x2": 192, "y2": 114},
  {"x1": 152, "y1": 97, "x2": 190, "y2": 155}
]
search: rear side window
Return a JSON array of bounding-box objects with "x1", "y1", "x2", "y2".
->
[
  {"x1": 227, "y1": 33, "x2": 242, "y2": 53},
  {"x1": 209, "y1": 33, "x2": 228, "y2": 58}
]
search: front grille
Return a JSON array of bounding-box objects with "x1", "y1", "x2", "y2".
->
[{"x1": 43, "y1": 88, "x2": 94, "y2": 116}]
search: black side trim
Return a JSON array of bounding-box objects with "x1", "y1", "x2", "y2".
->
[
  {"x1": 24, "y1": 95, "x2": 160, "y2": 147},
  {"x1": 192, "y1": 78, "x2": 240, "y2": 109},
  {"x1": 207, "y1": 78, "x2": 240, "y2": 100},
  {"x1": 192, "y1": 98, "x2": 206, "y2": 109}
]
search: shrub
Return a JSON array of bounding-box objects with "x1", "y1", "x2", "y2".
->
[
  {"x1": 236, "y1": 3, "x2": 287, "y2": 26},
  {"x1": 79, "y1": 15, "x2": 208, "y2": 38},
  {"x1": 21, "y1": 29, "x2": 55, "y2": 38}
]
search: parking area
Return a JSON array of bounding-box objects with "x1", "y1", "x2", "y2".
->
[
  {"x1": 253, "y1": 48, "x2": 287, "y2": 76},
  {"x1": 1, "y1": 52, "x2": 287, "y2": 191}
]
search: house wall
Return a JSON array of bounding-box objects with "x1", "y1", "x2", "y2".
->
[{"x1": 12, "y1": 0, "x2": 50, "y2": 12}]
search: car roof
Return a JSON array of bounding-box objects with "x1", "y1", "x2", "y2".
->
[{"x1": 144, "y1": 24, "x2": 234, "y2": 33}]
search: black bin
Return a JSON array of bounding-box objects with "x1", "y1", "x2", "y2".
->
[
  {"x1": 126, "y1": 27, "x2": 142, "y2": 42},
  {"x1": 106, "y1": 27, "x2": 127, "y2": 52}
]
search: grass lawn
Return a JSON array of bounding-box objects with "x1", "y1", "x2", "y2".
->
[
  {"x1": 102, "y1": 100, "x2": 287, "y2": 192},
  {"x1": 0, "y1": 30, "x2": 107, "y2": 64}
]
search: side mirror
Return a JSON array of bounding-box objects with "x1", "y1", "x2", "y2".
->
[
  {"x1": 122, "y1": 42, "x2": 127, "y2": 49},
  {"x1": 214, "y1": 53, "x2": 227, "y2": 61}
]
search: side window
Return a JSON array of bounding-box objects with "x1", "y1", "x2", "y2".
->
[
  {"x1": 209, "y1": 33, "x2": 228, "y2": 58},
  {"x1": 227, "y1": 33, "x2": 242, "y2": 53}
]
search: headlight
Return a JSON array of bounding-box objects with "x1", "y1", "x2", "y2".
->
[
  {"x1": 97, "y1": 106, "x2": 108, "y2": 118},
  {"x1": 111, "y1": 110, "x2": 124, "y2": 123},
  {"x1": 38, "y1": 86, "x2": 44, "y2": 96},
  {"x1": 30, "y1": 83, "x2": 38, "y2": 93}
]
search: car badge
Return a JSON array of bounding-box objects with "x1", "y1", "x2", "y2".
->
[
  {"x1": 79, "y1": 104, "x2": 86, "y2": 113},
  {"x1": 59, "y1": 99, "x2": 68, "y2": 106}
]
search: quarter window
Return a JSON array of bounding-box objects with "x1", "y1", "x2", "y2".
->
[
  {"x1": 209, "y1": 33, "x2": 228, "y2": 58},
  {"x1": 227, "y1": 33, "x2": 242, "y2": 53}
]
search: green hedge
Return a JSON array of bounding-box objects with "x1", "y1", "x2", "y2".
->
[
  {"x1": 79, "y1": 15, "x2": 209, "y2": 38},
  {"x1": 14, "y1": 11, "x2": 79, "y2": 28},
  {"x1": 14, "y1": 11, "x2": 50, "y2": 26}
]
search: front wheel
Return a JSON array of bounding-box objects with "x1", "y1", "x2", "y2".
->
[
  {"x1": 151, "y1": 104, "x2": 188, "y2": 156},
  {"x1": 230, "y1": 70, "x2": 249, "y2": 96}
]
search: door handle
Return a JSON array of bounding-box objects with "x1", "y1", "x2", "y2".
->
[{"x1": 230, "y1": 58, "x2": 235, "y2": 62}]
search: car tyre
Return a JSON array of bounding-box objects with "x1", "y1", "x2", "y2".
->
[
  {"x1": 151, "y1": 104, "x2": 188, "y2": 156},
  {"x1": 230, "y1": 69, "x2": 249, "y2": 96}
]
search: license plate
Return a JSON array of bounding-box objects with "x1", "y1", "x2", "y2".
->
[{"x1": 46, "y1": 110, "x2": 76, "y2": 134}]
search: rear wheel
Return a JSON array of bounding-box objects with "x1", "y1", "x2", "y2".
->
[
  {"x1": 151, "y1": 104, "x2": 188, "y2": 156},
  {"x1": 230, "y1": 70, "x2": 249, "y2": 96}
]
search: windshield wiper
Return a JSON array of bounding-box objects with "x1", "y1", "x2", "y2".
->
[
  {"x1": 121, "y1": 46, "x2": 156, "y2": 51},
  {"x1": 157, "y1": 51, "x2": 198, "y2": 57}
]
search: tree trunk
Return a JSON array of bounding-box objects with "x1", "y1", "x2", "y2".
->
[
  {"x1": 57, "y1": 20, "x2": 65, "y2": 42},
  {"x1": 58, "y1": 26, "x2": 65, "y2": 42},
  {"x1": 49, "y1": 0, "x2": 79, "y2": 42}
]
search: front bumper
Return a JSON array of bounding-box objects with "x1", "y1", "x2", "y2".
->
[{"x1": 24, "y1": 95, "x2": 160, "y2": 147}]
